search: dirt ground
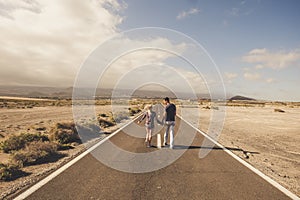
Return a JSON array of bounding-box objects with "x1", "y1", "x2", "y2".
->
[
  {"x1": 0, "y1": 105, "x2": 126, "y2": 199},
  {"x1": 180, "y1": 104, "x2": 300, "y2": 196},
  {"x1": 0, "y1": 102, "x2": 299, "y2": 198}
]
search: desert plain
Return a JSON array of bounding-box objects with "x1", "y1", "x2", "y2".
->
[
  {"x1": 0, "y1": 97, "x2": 299, "y2": 198},
  {"x1": 180, "y1": 101, "x2": 300, "y2": 197}
]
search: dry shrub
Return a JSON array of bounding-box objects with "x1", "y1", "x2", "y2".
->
[
  {"x1": 12, "y1": 141, "x2": 58, "y2": 166},
  {"x1": 128, "y1": 107, "x2": 141, "y2": 116},
  {"x1": 49, "y1": 122, "x2": 80, "y2": 144},
  {"x1": 98, "y1": 118, "x2": 115, "y2": 128},
  {"x1": 211, "y1": 106, "x2": 219, "y2": 110},
  {"x1": 96, "y1": 112, "x2": 117, "y2": 129},
  {"x1": 99, "y1": 113, "x2": 107, "y2": 117},
  {"x1": 113, "y1": 112, "x2": 129, "y2": 123},
  {"x1": 0, "y1": 133, "x2": 49, "y2": 153},
  {"x1": 95, "y1": 100, "x2": 111, "y2": 105},
  {"x1": 0, "y1": 163, "x2": 20, "y2": 181}
]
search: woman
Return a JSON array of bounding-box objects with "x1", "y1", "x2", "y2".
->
[{"x1": 138, "y1": 104, "x2": 160, "y2": 148}]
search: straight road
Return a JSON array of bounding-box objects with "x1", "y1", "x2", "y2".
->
[{"x1": 16, "y1": 117, "x2": 296, "y2": 200}]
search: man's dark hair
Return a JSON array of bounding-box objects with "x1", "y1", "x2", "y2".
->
[{"x1": 164, "y1": 97, "x2": 170, "y2": 103}]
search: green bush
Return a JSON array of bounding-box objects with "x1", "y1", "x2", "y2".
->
[
  {"x1": 0, "y1": 133, "x2": 49, "y2": 153},
  {"x1": 0, "y1": 163, "x2": 19, "y2": 181},
  {"x1": 49, "y1": 122, "x2": 80, "y2": 144},
  {"x1": 12, "y1": 141, "x2": 58, "y2": 166}
]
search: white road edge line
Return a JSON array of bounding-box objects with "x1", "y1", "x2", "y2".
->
[
  {"x1": 177, "y1": 114, "x2": 299, "y2": 200},
  {"x1": 14, "y1": 114, "x2": 142, "y2": 200}
]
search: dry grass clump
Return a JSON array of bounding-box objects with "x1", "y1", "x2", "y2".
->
[
  {"x1": 49, "y1": 122, "x2": 81, "y2": 144},
  {"x1": 97, "y1": 111, "x2": 131, "y2": 127},
  {"x1": 0, "y1": 99, "x2": 55, "y2": 109},
  {"x1": 202, "y1": 106, "x2": 219, "y2": 110},
  {"x1": 128, "y1": 107, "x2": 141, "y2": 116},
  {"x1": 97, "y1": 112, "x2": 116, "y2": 128},
  {"x1": 12, "y1": 141, "x2": 59, "y2": 166},
  {"x1": 0, "y1": 134, "x2": 60, "y2": 180},
  {"x1": 0, "y1": 133, "x2": 49, "y2": 153},
  {"x1": 52, "y1": 100, "x2": 72, "y2": 107},
  {"x1": 0, "y1": 163, "x2": 20, "y2": 181},
  {"x1": 98, "y1": 118, "x2": 115, "y2": 128},
  {"x1": 95, "y1": 99, "x2": 111, "y2": 106},
  {"x1": 0, "y1": 122, "x2": 83, "y2": 182}
]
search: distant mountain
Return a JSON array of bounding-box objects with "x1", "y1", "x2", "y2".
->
[
  {"x1": 229, "y1": 95, "x2": 256, "y2": 101},
  {"x1": 0, "y1": 85, "x2": 219, "y2": 100},
  {"x1": 0, "y1": 86, "x2": 72, "y2": 99}
]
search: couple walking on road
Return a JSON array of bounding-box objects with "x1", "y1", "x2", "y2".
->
[{"x1": 138, "y1": 97, "x2": 176, "y2": 149}]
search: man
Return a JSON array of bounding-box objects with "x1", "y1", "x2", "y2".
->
[{"x1": 162, "y1": 97, "x2": 176, "y2": 149}]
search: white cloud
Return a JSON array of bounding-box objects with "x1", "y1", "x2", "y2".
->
[
  {"x1": 244, "y1": 72, "x2": 261, "y2": 81},
  {"x1": 177, "y1": 8, "x2": 200, "y2": 20},
  {"x1": 0, "y1": 0, "x2": 41, "y2": 19},
  {"x1": 98, "y1": 37, "x2": 188, "y2": 88},
  {"x1": 224, "y1": 72, "x2": 238, "y2": 79},
  {"x1": 255, "y1": 64, "x2": 264, "y2": 69},
  {"x1": 227, "y1": 7, "x2": 240, "y2": 16},
  {"x1": 226, "y1": 3, "x2": 253, "y2": 18},
  {"x1": 224, "y1": 72, "x2": 238, "y2": 84},
  {"x1": 0, "y1": 0, "x2": 125, "y2": 86},
  {"x1": 242, "y1": 48, "x2": 300, "y2": 70},
  {"x1": 243, "y1": 67, "x2": 250, "y2": 71},
  {"x1": 266, "y1": 78, "x2": 275, "y2": 83},
  {"x1": 249, "y1": 48, "x2": 267, "y2": 54}
]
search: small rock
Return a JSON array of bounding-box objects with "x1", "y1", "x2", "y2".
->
[
  {"x1": 244, "y1": 152, "x2": 250, "y2": 159},
  {"x1": 274, "y1": 108, "x2": 285, "y2": 113}
]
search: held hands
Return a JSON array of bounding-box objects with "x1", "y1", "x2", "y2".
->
[{"x1": 157, "y1": 120, "x2": 164, "y2": 126}]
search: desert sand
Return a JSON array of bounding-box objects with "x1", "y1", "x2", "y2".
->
[
  {"x1": 0, "y1": 104, "x2": 128, "y2": 199},
  {"x1": 0, "y1": 101, "x2": 299, "y2": 198},
  {"x1": 180, "y1": 104, "x2": 300, "y2": 196}
]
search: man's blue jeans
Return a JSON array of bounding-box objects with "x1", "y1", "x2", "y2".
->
[{"x1": 164, "y1": 121, "x2": 175, "y2": 148}]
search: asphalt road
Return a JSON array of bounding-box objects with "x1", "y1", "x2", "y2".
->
[{"x1": 20, "y1": 117, "x2": 292, "y2": 200}]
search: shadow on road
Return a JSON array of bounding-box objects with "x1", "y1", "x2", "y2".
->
[{"x1": 151, "y1": 145, "x2": 260, "y2": 155}]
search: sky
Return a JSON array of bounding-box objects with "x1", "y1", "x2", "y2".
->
[{"x1": 0, "y1": 0, "x2": 300, "y2": 101}]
